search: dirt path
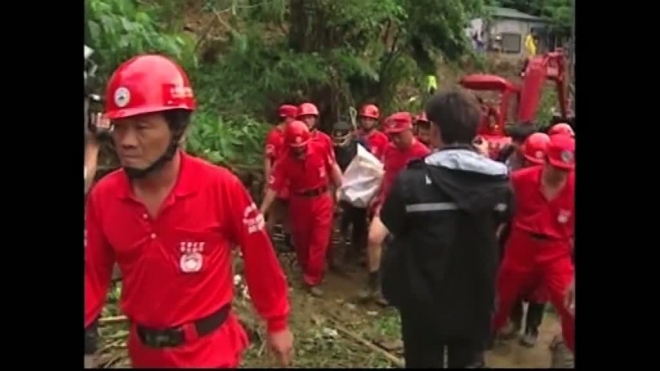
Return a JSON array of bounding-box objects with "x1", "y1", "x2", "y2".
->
[{"x1": 242, "y1": 252, "x2": 562, "y2": 368}]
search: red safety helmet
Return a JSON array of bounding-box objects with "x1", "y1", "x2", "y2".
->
[
  {"x1": 285, "y1": 121, "x2": 311, "y2": 148},
  {"x1": 278, "y1": 104, "x2": 298, "y2": 119},
  {"x1": 384, "y1": 112, "x2": 413, "y2": 134},
  {"x1": 297, "y1": 102, "x2": 319, "y2": 118},
  {"x1": 414, "y1": 112, "x2": 429, "y2": 124},
  {"x1": 359, "y1": 104, "x2": 380, "y2": 120},
  {"x1": 548, "y1": 123, "x2": 575, "y2": 138},
  {"x1": 522, "y1": 133, "x2": 550, "y2": 165},
  {"x1": 105, "y1": 55, "x2": 196, "y2": 120},
  {"x1": 546, "y1": 134, "x2": 575, "y2": 170}
]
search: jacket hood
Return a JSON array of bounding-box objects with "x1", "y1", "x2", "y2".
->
[{"x1": 424, "y1": 146, "x2": 510, "y2": 212}]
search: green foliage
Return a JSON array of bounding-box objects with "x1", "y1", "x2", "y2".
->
[
  {"x1": 185, "y1": 112, "x2": 269, "y2": 167},
  {"x1": 87, "y1": 0, "x2": 568, "y2": 169},
  {"x1": 87, "y1": 0, "x2": 197, "y2": 79}
]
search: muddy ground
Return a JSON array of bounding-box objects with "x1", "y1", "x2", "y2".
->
[{"x1": 96, "y1": 229, "x2": 563, "y2": 369}]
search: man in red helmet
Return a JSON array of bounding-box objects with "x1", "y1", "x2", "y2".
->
[
  {"x1": 297, "y1": 102, "x2": 343, "y2": 193},
  {"x1": 497, "y1": 132, "x2": 551, "y2": 348},
  {"x1": 297, "y1": 102, "x2": 333, "y2": 153},
  {"x1": 548, "y1": 123, "x2": 575, "y2": 138},
  {"x1": 413, "y1": 113, "x2": 432, "y2": 147},
  {"x1": 492, "y1": 135, "x2": 575, "y2": 356},
  {"x1": 84, "y1": 55, "x2": 293, "y2": 368},
  {"x1": 361, "y1": 112, "x2": 430, "y2": 302},
  {"x1": 260, "y1": 121, "x2": 343, "y2": 297},
  {"x1": 264, "y1": 104, "x2": 297, "y2": 250},
  {"x1": 357, "y1": 104, "x2": 389, "y2": 160}
]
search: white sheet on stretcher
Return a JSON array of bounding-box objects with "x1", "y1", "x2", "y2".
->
[{"x1": 338, "y1": 144, "x2": 384, "y2": 208}]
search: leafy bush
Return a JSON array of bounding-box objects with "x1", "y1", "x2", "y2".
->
[{"x1": 87, "y1": 0, "x2": 269, "y2": 167}]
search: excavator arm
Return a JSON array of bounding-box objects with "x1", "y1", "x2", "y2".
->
[{"x1": 517, "y1": 50, "x2": 570, "y2": 124}]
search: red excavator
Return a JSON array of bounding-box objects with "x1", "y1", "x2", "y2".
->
[{"x1": 459, "y1": 49, "x2": 573, "y2": 159}]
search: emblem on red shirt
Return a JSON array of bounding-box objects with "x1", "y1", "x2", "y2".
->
[
  {"x1": 243, "y1": 203, "x2": 265, "y2": 234},
  {"x1": 535, "y1": 150, "x2": 544, "y2": 159},
  {"x1": 179, "y1": 241, "x2": 204, "y2": 273},
  {"x1": 557, "y1": 209, "x2": 571, "y2": 224},
  {"x1": 560, "y1": 150, "x2": 573, "y2": 163}
]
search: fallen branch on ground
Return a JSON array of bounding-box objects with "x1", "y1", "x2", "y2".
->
[
  {"x1": 325, "y1": 314, "x2": 404, "y2": 368},
  {"x1": 99, "y1": 315, "x2": 128, "y2": 325}
]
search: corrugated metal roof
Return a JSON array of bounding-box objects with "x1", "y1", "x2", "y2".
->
[{"x1": 485, "y1": 6, "x2": 546, "y2": 22}]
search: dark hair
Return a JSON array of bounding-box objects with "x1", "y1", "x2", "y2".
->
[
  {"x1": 425, "y1": 88, "x2": 481, "y2": 144},
  {"x1": 507, "y1": 121, "x2": 538, "y2": 141},
  {"x1": 333, "y1": 121, "x2": 353, "y2": 131},
  {"x1": 163, "y1": 109, "x2": 192, "y2": 135}
]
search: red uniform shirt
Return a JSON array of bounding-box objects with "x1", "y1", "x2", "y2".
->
[
  {"x1": 510, "y1": 166, "x2": 575, "y2": 240},
  {"x1": 265, "y1": 126, "x2": 290, "y2": 199},
  {"x1": 359, "y1": 129, "x2": 389, "y2": 160},
  {"x1": 379, "y1": 139, "x2": 430, "y2": 200},
  {"x1": 85, "y1": 152, "x2": 289, "y2": 367},
  {"x1": 265, "y1": 126, "x2": 285, "y2": 164},
  {"x1": 311, "y1": 130, "x2": 335, "y2": 160},
  {"x1": 269, "y1": 142, "x2": 335, "y2": 194}
]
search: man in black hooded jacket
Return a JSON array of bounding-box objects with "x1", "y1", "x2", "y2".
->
[{"x1": 380, "y1": 88, "x2": 512, "y2": 368}]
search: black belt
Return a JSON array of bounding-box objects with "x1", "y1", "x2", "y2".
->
[
  {"x1": 528, "y1": 232, "x2": 553, "y2": 241},
  {"x1": 136, "y1": 304, "x2": 230, "y2": 349},
  {"x1": 294, "y1": 185, "x2": 328, "y2": 197}
]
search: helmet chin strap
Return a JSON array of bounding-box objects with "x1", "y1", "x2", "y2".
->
[{"x1": 123, "y1": 129, "x2": 185, "y2": 180}]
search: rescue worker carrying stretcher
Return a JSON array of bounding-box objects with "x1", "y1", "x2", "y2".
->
[
  {"x1": 380, "y1": 88, "x2": 512, "y2": 368},
  {"x1": 261, "y1": 121, "x2": 343, "y2": 297},
  {"x1": 413, "y1": 112, "x2": 432, "y2": 147},
  {"x1": 264, "y1": 104, "x2": 298, "y2": 250},
  {"x1": 331, "y1": 120, "x2": 371, "y2": 267},
  {"x1": 357, "y1": 104, "x2": 389, "y2": 160},
  {"x1": 84, "y1": 55, "x2": 293, "y2": 368},
  {"x1": 361, "y1": 112, "x2": 430, "y2": 302},
  {"x1": 498, "y1": 133, "x2": 551, "y2": 348},
  {"x1": 492, "y1": 134, "x2": 576, "y2": 355}
]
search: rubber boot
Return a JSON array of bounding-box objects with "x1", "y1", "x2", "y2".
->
[
  {"x1": 520, "y1": 302, "x2": 545, "y2": 347},
  {"x1": 500, "y1": 299, "x2": 524, "y2": 339},
  {"x1": 326, "y1": 245, "x2": 344, "y2": 274},
  {"x1": 549, "y1": 334, "x2": 574, "y2": 368},
  {"x1": 358, "y1": 270, "x2": 383, "y2": 303},
  {"x1": 283, "y1": 232, "x2": 294, "y2": 252}
]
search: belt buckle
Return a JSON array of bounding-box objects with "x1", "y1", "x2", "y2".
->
[{"x1": 145, "y1": 330, "x2": 179, "y2": 348}]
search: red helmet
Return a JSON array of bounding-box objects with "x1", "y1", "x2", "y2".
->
[
  {"x1": 546, "y1": 134, "x2": 575, "y2": 170},
  {"x1": 285, "y1": 121, "x2": 311, "y2": 148},
  {"x1": 278, "y1": 104, "x2": 298, "y2": 119},
  {"x1": 105, "y1": 55, "x2": 195, "y2": 120},
  {"x1": 384, "y1": 112, "x2": 413, "y2": 134},
  {"x1": 414, "y1": 112, "x2": 429, "y2": 124},
  {"x1": 522, "y1": 133, "x2": 550, "y2": 165},
  {"x1": 359, "y1": 104, "x2": 380, "y2": 120},
  {"x1": 548, "y1": 123, "x2": 575, "y2": 137},
  {"x1": 297, "y1": 103, "x2": 319, "y2": 118}
]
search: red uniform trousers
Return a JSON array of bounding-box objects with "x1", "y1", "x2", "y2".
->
[
  {"x1": 493, "y1": 228, "x2": 574, "y2": 353},
  {"x1": 288, "y1": 192, "x2": 334, "y2": 286}
]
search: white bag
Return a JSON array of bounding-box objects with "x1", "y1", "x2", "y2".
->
[{"x1": 339, "y1": 144, "x2": 384, "y2": 208}]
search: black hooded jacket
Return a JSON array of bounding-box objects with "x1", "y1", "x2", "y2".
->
[{"x1": 380, "y1": 145, "x2": 512, "y2": 342}]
